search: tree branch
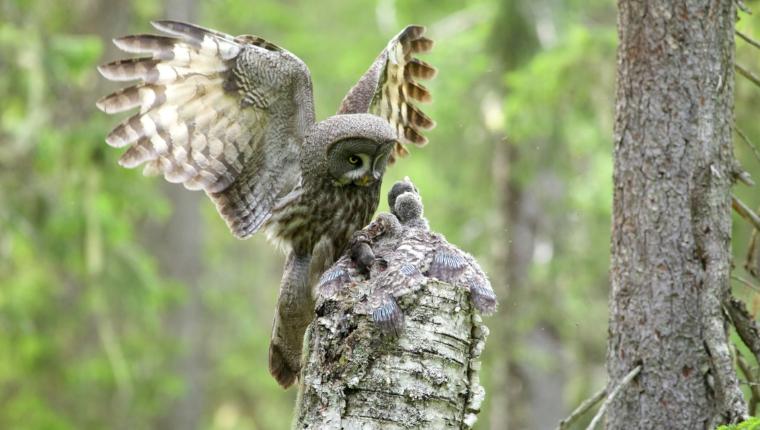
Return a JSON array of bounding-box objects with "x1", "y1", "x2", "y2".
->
[
  {"x1": 736, "y1": 63, "x2": 760, "y2": 88},
  {"x1": 732, "y1": 274, "x2": 760, "y2": 293},
  {"x1": 733, "y1": 168, "x2": 756, "y2": 186},
  {"x1": 586, "y1": 366, "x2": 641, "y2": 430},
  {"x1": 737, "y1": 30, "x2": 760, "y2": 49},
  {"x1": 735, "y1": 346, "x2": 760, "y2": 416},
  {"x1": 736, "y1": 0, "x2": 752, "y2": 14},
  {"x1": 696, "y1": 163, "x2": 748, "y2": 424},
  {"x1": 727, "y1": 297, "x2": 760, "y2": 366},
  {"x1": 732, "y1": 195, "x2": 760, "y2": 231},
  {"x1": 703, "y1": 291, "x2": 748, "y2": 424},
  {"x1": 556, "y1": 386, "x2": 607, "y2": 430},
  {"x1": 746, "y1": 231, "x2": 760, "y2": 279},
  {"x1": 734, "y1": 126, "x2": 760, "y2": 164}
]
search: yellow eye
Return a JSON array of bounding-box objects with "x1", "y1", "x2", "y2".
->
[{"x1": 348, "y1": 155, "x2": 360, "y2": 165}]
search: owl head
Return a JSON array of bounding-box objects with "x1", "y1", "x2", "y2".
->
[
  {"x1": 303, "y1": 114, "x2": 397, "y2": 187},
  {"x1": 326, "y1": 138, "x2": 394, "y2": 186}
]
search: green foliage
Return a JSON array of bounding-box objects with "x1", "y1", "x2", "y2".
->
[
  {"x1": 1, "y1": 1, "x2": 179, "y2": 428},
  {"x1": 718, "y1": 417, "x2": 760, "y2": 430}
]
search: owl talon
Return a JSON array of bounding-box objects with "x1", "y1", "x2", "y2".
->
[
  {"x1": 372, "y1": 298, "x2": 404, "y2": 337},
  {"x1": 427, "y1": 250, "x2": 467, "y2": 281}
]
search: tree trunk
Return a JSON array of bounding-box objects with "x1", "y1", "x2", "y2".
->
[
  {"x1": 294, "y1": 181, "x2": 496, "y2": 429},
  {"x1": 607, "y1": 0, "x2": 743, "y2": 428},
  {"x1": 296, "y1": 279, "x2": 488, "y2": 429}
]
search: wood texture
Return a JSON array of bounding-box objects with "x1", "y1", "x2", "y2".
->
[
  {"x1": 295, "y1": 278, "x2": 488, "y2": 429},
  {"x1": 607, "y1": 1, "x2": 743, "y2": 428}
]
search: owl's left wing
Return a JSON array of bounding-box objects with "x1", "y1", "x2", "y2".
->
[
  {"x1": 338, "y1": 26, "x2": 436, "y2": 163},
  {"x1": 96, "y1": 21, "x2": 315, "y2": 238}
]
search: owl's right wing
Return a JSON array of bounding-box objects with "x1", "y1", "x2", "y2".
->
[
  {"x1": 338, "y1": 26, "x2": 436, "y2": 164},
  {"x1": 97, "y1": 21, "x2": 315, "y2": 238}
]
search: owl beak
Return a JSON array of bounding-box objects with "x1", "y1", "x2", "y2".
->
[
  {"x1": 356, "y1": 174, "x2": 375, "y2": 186},
  {"x1": 355, "y1": 169, "x2": 382, "y2": 186},
  {"x1": 353, "y1": 141, "x2": 393, "y2": 186}
]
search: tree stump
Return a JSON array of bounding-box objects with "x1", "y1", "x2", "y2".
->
[{"x1": 294, "y1": 179, "x2": 497, "y2": 429}]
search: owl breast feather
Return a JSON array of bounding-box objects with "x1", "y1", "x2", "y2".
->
[{"x1": 264, "y1": 180, "x2": 380, "y2": 257}]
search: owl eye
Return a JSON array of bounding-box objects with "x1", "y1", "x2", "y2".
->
[{"x1": 348, "y1": 155, "x2": 362, "y2": 166}]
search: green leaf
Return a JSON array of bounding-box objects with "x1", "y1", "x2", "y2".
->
[
  {"x1": 49, "y1": 34, "x2": 102, "y2": 84},
  {"x1": 717, "y1": 417, "x2": 760, "y2": 430}
]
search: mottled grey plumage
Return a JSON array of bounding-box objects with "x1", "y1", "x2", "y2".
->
[
  {"x1": 97, "y1": 21, "x2": 435, "y2": 388},
  {"x1": 320, "y1": 179, "x2": 498, "y2": 339}
]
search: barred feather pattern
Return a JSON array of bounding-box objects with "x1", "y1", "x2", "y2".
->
[
  {"x1": 338, "y1": 25, "x2": 437, "y2": 164},
  {"x1": 97, "y1": 20, "x2": 315, "y2": 238},
  {"x1": 97, "y1": 20, "x2": 441, "y2": 390},
  {"x1": 265, "y1": 178, "x2": 380, "y2": 255}
]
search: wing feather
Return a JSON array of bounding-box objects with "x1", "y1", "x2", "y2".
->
[
  {"x1": 112, "y1": 34, "x2": 181, "y2": 57},
  {"x1": 97, "y1": 20, "x2": 315, "y2": 238},
  {"x1": 338, "y1": 25, "x2": 436, "y2": 163},
  {"x1": 405, "y1": 58, "x2": 437, "y2": 80}
]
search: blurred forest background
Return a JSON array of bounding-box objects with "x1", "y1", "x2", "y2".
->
[{"x1": 3, "y1": 0, "x2": 760, "y2": 428}]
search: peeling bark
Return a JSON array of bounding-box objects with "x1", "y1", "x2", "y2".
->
[{"x1": 607, "y1": 0, "x2": 744, "y2": 428}]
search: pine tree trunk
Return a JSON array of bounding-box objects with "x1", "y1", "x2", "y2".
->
[{"x1": 607, "y1": 0, "x2": 744, "y2": 428}]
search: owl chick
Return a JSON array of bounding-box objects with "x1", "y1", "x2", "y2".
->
[
  {"x1": 97, "y1": 21, "x2": 436, "y2": 388},
  {"x1": 318, "y1": 179, "x2": 498, "y2": 338}
]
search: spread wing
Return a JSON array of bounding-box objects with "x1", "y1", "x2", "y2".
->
[
  {"x1": 97, "y1": 20, "x2": 315, "y2": 238},
  {"x1": 338, "y1": 25, "x2": 436, "y2": 163}
]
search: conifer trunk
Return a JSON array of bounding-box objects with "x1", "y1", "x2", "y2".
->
[{"x1": 607, "y1": 0, "x2": 744, "y2": 427}]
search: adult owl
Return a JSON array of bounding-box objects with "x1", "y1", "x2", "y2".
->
[{"x1": 96, "y1": 20, "x2": 436, "y2": 388}]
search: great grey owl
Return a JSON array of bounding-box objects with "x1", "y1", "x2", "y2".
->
[{"x1": 96, "y1": 20, "x2": 436, "y2": 388}]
